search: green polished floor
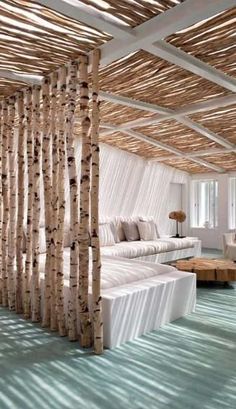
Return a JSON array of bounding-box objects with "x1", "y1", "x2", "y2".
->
[{"x1": 0, "y1": 282, "x2": 235, "y2": 409}]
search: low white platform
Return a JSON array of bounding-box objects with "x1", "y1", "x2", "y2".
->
[
  {"x1": 38, "y1": 253, "x2": 196, "y2": 349},
  {"x1": 102, "y1": 270, "x2": 196, "y2": 348}
]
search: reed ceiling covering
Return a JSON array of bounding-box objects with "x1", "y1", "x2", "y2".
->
[
  {"x1": 134, "y1": 121, "x2": 222, "y2": 152},
  {"x1": 99, "y1": 131, "x2": 171, "y2": 159},
  {"x1": 0, "y1": 0, "x2": 235, "y2": 174},
  {"x1": 204, "y1": 153, "x2": 236, "y2": 171},
  {"x1": 167, "y1": 8, "x2": 236, "y2": 78},
  {"x1": 78, "y1": 0, "x2": 185, "y2": 27},
  {"x1": 99, "y1": 50, "x2": 232, "y2": 109},
  {"x1": 190, "y1": 104, "x2": 236, "y2": 146}
]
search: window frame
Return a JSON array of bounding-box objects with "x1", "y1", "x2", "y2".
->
[
  {"x1": 191, "y1": 178, "x2": 218, "y2": 229},
  {"x1": 229, "y1": 177, "x2": 236, "y2": 230}
]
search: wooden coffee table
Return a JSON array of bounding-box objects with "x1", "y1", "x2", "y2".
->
[{"x1": 174, "y1": 258, "x2": 236, "y2": 281}]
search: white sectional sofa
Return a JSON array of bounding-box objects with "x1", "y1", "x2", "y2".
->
[
  {"x1": 36, "y1": 216, "x2": 198, "y2": 348},
  {"x1": 99, "y1": 216, "x2": 201, "y2": 263}
]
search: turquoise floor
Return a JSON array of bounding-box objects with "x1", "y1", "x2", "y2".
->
[{"x1": 0, "y1": 282, "x2": 235, "y2": 409}]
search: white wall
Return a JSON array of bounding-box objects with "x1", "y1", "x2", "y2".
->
[
  {"x1": 189, "y1": 172, "x2": 236, "y2": 250},
  {"x1": 100, "y1": 144, "x2": 189, "y2": 236}
]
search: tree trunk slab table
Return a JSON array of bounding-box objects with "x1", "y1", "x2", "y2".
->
[{"x1": 174, "y1": 258, "x2": 236, "y2": 281}]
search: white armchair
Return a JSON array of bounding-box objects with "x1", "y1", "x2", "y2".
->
[{"x1": 223, "y1": 233, "x2": 236, "y2": 261}]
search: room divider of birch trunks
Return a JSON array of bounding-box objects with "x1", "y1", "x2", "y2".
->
[{"x1": 0, "y1": 50, "x2": 103, "y2": 354}]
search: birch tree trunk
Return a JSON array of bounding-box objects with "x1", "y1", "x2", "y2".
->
[
  {"x1": 1, "y1": 100, "x2": 9, "y2": 307},
  {"x1": 91, "y1": 49, "x2": 103, "y2": 354},
  {"x1": 56, "y1": 66, "x2": 67, "y2": 336},
  {"x1": 42, "y1": 77, "x2": 52, "y2": 328},
  {"x1": 78, "y1": 55, "x2": 92, "y2": 348},
  {"x1": 16, "y1": 91, "x2": 25, "y2": 313},
  {"x1": 24, "y1": 87, "x2": 33, "y2": 319},
  {"x1": 0, "y1": 104, "x2": 2, "y2": 305},
  {"x1": 31, "y1": 85, "x2": 41, "y2": 322},
  {"x1": 50, "y1": 72, "x2": 59, "y2": 331},
  {"x1": 66, "y1": 61, "x2": 79, "y2": 341},
  {"x1": 7, "y1": 95, "x2": 16, "y2": 311}
]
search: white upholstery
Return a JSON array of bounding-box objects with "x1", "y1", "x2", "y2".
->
[
  {"x1": 38, "y1": 250, "x2": 177, "y2": 290},
  {"x1": 100, "y1": 237, "x2": 194, "y2": 259},
  {"x1": 39, "y1": 252, "x2": 196, "y2": 348},
  {"x1": 137, "y1": 220, "x2": 158, "y2": 241},
  {"x1": 99, "y1": 223, "x2": 116, "y2": 247},
  {"x1": 223, "y1": 233, "x2": 236, "y2": 261}
]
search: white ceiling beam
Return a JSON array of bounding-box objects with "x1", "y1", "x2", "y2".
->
[
  {"x1": 100, "y1": 92, "x2": 235, "y2": 149},
  {"x1": 101, "y1": 92, "x2": 236, "y2": 119},
  {"x1": 0, "y1": 70, "x2": 42, "y2": 84},
  {"x1": 100, "y1": 124, "x2": 225, "y2": 172},
  {"x1": 97, "y1": 0, "x2": 236, "y2": 67},
  {"x1": 35, "y1": 0, "x2": 135, "y2": 39},
  {"x1": 100, "y1": 91, "x2": 170, "y2": 115},
  {"x1": 152, "y1": 148, "x2": 236, "y2": 162},
  {"x1": 147, "y1": 41, "x2": 236, "y2": 93},
  {"x1": 177, "y1": 117, "x2": 234, "y2": 149}
]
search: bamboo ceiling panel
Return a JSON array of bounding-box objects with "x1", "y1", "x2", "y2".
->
[
  {"x1": 206, "y1": 153, "x2": 236, "y2": 171},
  {"x1": 78, "y1": 0, "x2": 185, "y2": 27},
  {"x1": 99, "y1": 50, "x2": 232, "y2": 109},
  {"x1": 135, "y1": 120, "x2": 221, "y2": 152},
  {"x1": 0, "y1": 77, "x2": 27, "y2": 98},
  {"x1": 162, "y1": 158, "x2": 211, "y2": 174},
  {"x1": 0, "y1": 0, "x2": 111, "y2": 97},
  {"x1": 190, "y1": 105, "x2": 236, "y2": 146},
  {"x1": 99, "y1": 131, "x2": 171, "y2": 159},
  {"x1": 100, "y1": 100, "x2": 156, "y2": 125},
  {"x1": 167, "y1": 8, "x2": 236, "y2": 78}
]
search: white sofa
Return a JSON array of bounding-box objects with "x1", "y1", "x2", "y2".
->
[
  {"x1": 223, "y1": 232, "x2": 236, "y2": 261},
  {"x1": 100, "y1": 216, "x2": 201, "y2": 263}
]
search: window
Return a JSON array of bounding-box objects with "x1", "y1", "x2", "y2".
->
[
  {"x1": 229, "y1": 177, "x2": 236, "y2": 229},
  {"x1": 191, "y1": 179, "x2": 218, "y2": 228}
]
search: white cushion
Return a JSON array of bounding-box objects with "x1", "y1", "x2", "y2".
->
[
  {"x1": 100, "y1": 238, "x2": 194, "y2": 259},
  {"x1": 99, "y1": 223, "x2": 116, "y2": 247},
  {"x1": 122, "y1": 221, "x2": 140, "y2": 241},
  {"x1": 38, "y1": 248, "x2": 177, "y2": 289},
  {"x1": 137, "y1": 220, "x2": 158, "y2": 241}
]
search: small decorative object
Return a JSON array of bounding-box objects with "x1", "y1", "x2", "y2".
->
[{"x1": 169, "y1": 210, "x2": 186, "y2": 238}]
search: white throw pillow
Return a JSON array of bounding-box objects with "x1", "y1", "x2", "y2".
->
[
  {"x1": 122, "y1": 221, "x2": 140, "y2": 241},
  {"x1": 99, "y1": 223, "x2": 116, "y2": 247},
  {"x1": 139, "y1": 217, "x2": 160, "y2": 238},
  {"x1": 137, "y1": 220, "x2": 158, "y2": 241}
]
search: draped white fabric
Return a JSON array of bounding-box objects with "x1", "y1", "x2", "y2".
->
[
  {"x1": 21, "y1": 137, "x2": 188, "y2": 236},
  {"x1": 99, "y1": 144, "x2": 189, "y2": 235}
]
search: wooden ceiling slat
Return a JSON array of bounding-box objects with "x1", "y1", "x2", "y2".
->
[
  {"x1": 78, "y1": 0, "x2": 184, "y2": 28},
  {"x1": 99, "y1": 131, "x2": 171, "y2": 159},
  {"x1": 134, "y1": 119, "x2": 222, "y2": 153},
  {"x1": 99, "y1": 50, "x2": 232, "y2": 110},
  {"x1": 190, "y1": 104, "x2": 236, "y2": 146},
  {"x1": 167, "y1": 8, "x2": 236, "y2": 79}
]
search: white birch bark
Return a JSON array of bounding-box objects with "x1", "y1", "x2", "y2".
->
[
  {"x1": 91, "y1": 49, "x2": 103, "y2": 354},
  {"x1": 56, "y1": 66, "x2": 67, "y2": 336},
  {"x1": 24, "y1": 87, "x2": 33, "y2": 319},
  {"x1": 78, "y1": 55, "x2": 92, "y2": 348},
  {"x1": 66, "y1": 61, "x2": 79, "y2": 341},
  {"x1": 50, "y1": 72, "x2": 59, "y2": 331},
  {"x1": 1, "y1": 100, "x2": 9, "y2": 307},
  {"x1": 7, "y1": 96, "x2": 16, "y2": 311},
  {"x1": 42, "y1": 77, "x2": 52, "y2": 328},
  {"x1": 31, "y1": 85, "x2": 41, "y2": 322},
  {"x1": 16, "y1": 91, "x2": 25, "y2": 313}
]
